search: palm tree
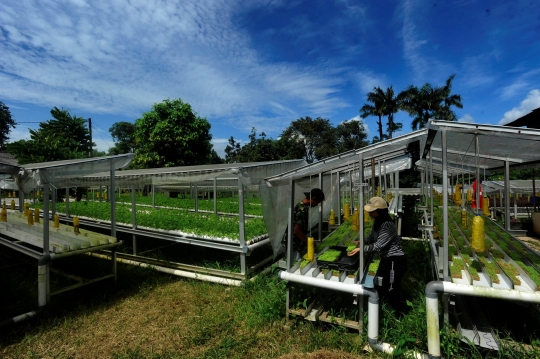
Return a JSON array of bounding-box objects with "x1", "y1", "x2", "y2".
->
[
  {"x1": 360, "y1": 87, "x2": 386, "y2": 142},
  {"x1": 437, "y1": 74, "x2": 463, "y2": 121},
  {"x1": 381, "y1": 86, "x2": 402, "y2": 139}
]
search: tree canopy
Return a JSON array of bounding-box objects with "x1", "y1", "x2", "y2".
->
[
  {"x1": 0, "y1": 101, "x2": 17, "y2": 148},
  {"x1": 109, "y1": 121, "x2": 136, "y2": 155},
  {"x1": 131, "y1": 98, "x2": 213, "y2": 168},
  {"x1": 7, "y1": 107, "x2": 91, "y2": 164}
]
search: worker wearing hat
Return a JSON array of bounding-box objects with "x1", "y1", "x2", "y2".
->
[
  {"x1": 348, "y1": 196, "x2": 407, "y2": 314},
  {"x1": 283, "y1": 188, "x2": 325, "y2": 258}
]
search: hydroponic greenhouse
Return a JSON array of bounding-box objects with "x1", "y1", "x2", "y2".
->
[
  {"x1": 264, "y1": 121, "x2": 540, "y2": 358},
  {"x1": 2, "y1": 120, "x2": 540, "y2": 358}
]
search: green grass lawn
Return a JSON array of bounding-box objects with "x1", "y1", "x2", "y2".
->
[{"x1": 1, "y1": 239, "x2": 539, "y2": 358}]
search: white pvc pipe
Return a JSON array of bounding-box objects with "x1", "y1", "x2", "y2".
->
[
  {"x1": 426, "y1": 281, "x2": 540, "y2": 359},
  {"x1": 279, "y1": 271, "x2": 378, "y2": 341},
  {"x1": 113, "y1": 256, "x2": 243, "y2": 286}
]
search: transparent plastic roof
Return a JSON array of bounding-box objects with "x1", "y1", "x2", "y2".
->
[
  {"x1": 62, "y1": 159, "x2": 307, "y2": 187},
  {"x1": 340, "y1": 156, "x2": 412, "y2": 183},
  {"x1": 265, "y1": 129, "x2": 426, "y2": 187},
  {"x1": 415, "y1": 158, "x2": 481, "y2": 176},
  {"x1": 17, "y1": 154, "x2": 135, "y2": 193},
  {"x1": 422, "y1": 121, "x2": 540, "y2": 169},
  {"x1": 482, "y1": 180, "x2": 540, "y2": 194}
]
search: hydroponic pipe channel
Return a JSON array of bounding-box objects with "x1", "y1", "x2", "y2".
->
[{"x1": 425, "y1": 281, "x2": 540, "y2": 359}]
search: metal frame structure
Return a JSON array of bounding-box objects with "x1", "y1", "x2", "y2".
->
[
  {"x1": 264, "y1": 130, "x2": 426, "y2": 353},
  {"x1": 0, "y1": 154, "x2": 133, "y2": 326},
  {"x1": 53, "y1": 160, "x2": 307, "y2": 283},
  {"x1": 420, "y1": 120, "x2": 540, "y2": 358}
]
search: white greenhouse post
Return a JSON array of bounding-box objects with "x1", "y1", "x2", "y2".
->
[
  {"x1": 429, "y1": 150, "x2": 434, "y2": 225},
  {"x1": 505, "y1": 160, "x2": 511, "y2": 231},
  {"x1": 18, "y1": 190, "x2": 23, "y2": 212},
  {"x1": 337, "y1": 171, "x2": 341, "y2": 225},
  {"x1": 349, "y1": 170, "x2": 353, "y2": 211},
  {"x1": 441, "y1": 130, "x2": 449, "y2": 281},
  {"x1": 99, "y1": 186, "x2": 102, "y2": 202},
  {"x1": 378, "y1": 159, "x2": 382, "y2": 195},
  {"x1": 475, "y1": 135, "x2": 480, "y2": 216},
  {"x1": 39, "y1": 185, "x2": 51, "y2": 308},
  {"x1": 285, "y1": 179, "x2": 295, "y2": 320},
  {"x1": 383, "y1": 160, "x2": 387, "y2": 195},
  {"x1": 421, "y1": 170, "x2": 425, "y2": 202},
  {"x1": 213, "y1": 178, "x2": 217, "y2": 214},
  {"x1": 131, "y1": 185, "x2": 137, "y2": 255},
  {"x1": 194, "y1": 183, "x2": 198, "y2": 213},
  {"x1": 318, "y1": 173, "x2": 323, "y2": 242},
  {"x1": 358, "y1": 153, "x2": 365, "y2": 334},
  {"x1": 499, "y1": 189, "x2": 503, "y2": 213},
  {"x1": 152, "y1": 184, "x2": 155, "y2": 208},
  {"x1": 65, "y1": 188, "x2": 70, "y2": 217},
  {"x1": 52, "y1": 188, "x2": 56, "y2": 219},
  {"x1": 238, "y1": 178, "x2": 246, "y2": 276},
  {"x1": 110, "y1": 163, "x2": 116, "y2": 238}
]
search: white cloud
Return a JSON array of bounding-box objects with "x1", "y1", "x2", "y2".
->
[
  {"x1": 458, "y1": 114, "x2": 474, "y2": 123},
  {"x1": 0, "y1": 0, "x2": 349, "y2": 135},
  {"x1": 498, "y1": 89, "x2": 540, "y2": 125},
  {"x1": 356, "y1": 71, "x2": 386, "y2": 94},
  {"x1": 341, "y1": 115, "x2": 370, "y2": 136},
  {"x1": 499, "y1": 69, "x2": 540, "y2": 100}
]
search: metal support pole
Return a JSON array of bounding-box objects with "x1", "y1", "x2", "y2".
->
[
  {"x1": 441, "y1": 131, "x2": 449, "y2": 280},
  {"x1": 318, "y1": 172, "x2": 323, "y2": 242},
  {"x1": 337, "y1": 171, "x2": 341, "y2": 225},
  {"x1": 371, "y1": 158, "x2": 376, "y2": 197},
  {"x1": 430, "y1": 150, "x2": 434, "y2": 225},
  {"x1": 286, "y1": 179, "x2": 295, "y2": 319},
  {"x1": 213, "y1": 178, "x2": 217, "y2": 214},
  {"x1": 238, "y1": 179, "x2": 246, "y2": 275},
  {"x1": 349, "y1": 170, "x2": 353, "y2": 212},
  {"x1": 475, "y1": 135, "x2": 480, "y2": 215},
  {"x1": 383, "y1": 160, "x2": 387, "y2": 196},
  {"x1": 152, "y1": 184, "x2": 155, "y2": 208},
  {"x1": 99, "y1": 186, "x2": 102, "y2": 202},
  {"x1": 131, "y1": 185, "x2": 137, "y2": 255},
  {"x1": 65, "y1": 188, "x2": 70, "y2": 217},
  {"x1": 378, "y1": 159, "x2": 382, "y2": 196},
  {"x1": 358, "y1": 152, "x2": 364, "y2": 334},
  {"x1": 52, "y1": 188, "x2": 56, "y2": 219},
  {"x1": 18, "y1": 189, "x2": 23, "y2": 212},
  {"x1": 194, "y1": 183, "x2": 198, "y2": 213},
  {"x1": 421, "y1": 170, "x2": 425, "y2": 201},
  {"x1": 110, "y1": 163, "x2": 116, "y2": 238},
  {"x1": 505, "y1": 160, "x2": 511, "y2": 231}
]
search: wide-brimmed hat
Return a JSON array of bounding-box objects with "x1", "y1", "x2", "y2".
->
[
  {"x1": 364, "y1": 196, "x2": 388, "y2": 212},
  {"x1": 304, "y1": 188, "x2": 325, "y2": 202}
]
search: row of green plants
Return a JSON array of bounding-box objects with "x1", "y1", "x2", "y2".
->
[
  {"x1": 32, "y1": 201, "x2": 267, "y2": 241},
  {"x1": 99, "y1": 193, "x2": 264, "y2": 216},
  {"x1": 435, "y1": 206, "x2": 540, "y2": 290}
]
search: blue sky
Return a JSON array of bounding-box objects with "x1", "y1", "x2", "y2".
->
[{"x1": 1, "y1": 0, "x2": 539, "y2": 156}]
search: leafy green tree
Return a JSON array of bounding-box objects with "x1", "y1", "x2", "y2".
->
[
  {"x1": 335, "y1": 119, "x2": 368, "y2": 152},
  {"x1": 225, "y1": 128, "x2": 303, "y2": 163},
  {"x1": 109, "y1": 121, "x2": 136, "y2": 155},
  {"x1": 438, "y1": 74, "x2": 463, "y2": 121},
  {"x1": 6, "y1": 107, "x2": 91, "y2": 164},
  {"x1": 131, "y1": 98, "x2": 213, "y2": 168},
  {"x1": 0, "y1": 101, "x2": 17, "y2": 148},
  {"x1": 281, "y1": 117, "x2": 337, "y2": 163},
  {"x1": 360, "y1": 87, "x2": 386, "y2": 142}
]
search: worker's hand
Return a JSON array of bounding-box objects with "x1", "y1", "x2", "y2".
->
[{"x1": 347, "y1": 248, "x2": 360, "y2": 256}]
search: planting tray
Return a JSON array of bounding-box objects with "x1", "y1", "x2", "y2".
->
[{"x1": 317, "y1": 246, "x2": 359, "y2": 271}]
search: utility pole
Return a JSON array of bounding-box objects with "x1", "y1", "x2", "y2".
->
[{"x1": 88, "y1": 118, "x2": 92, "y2": 158}]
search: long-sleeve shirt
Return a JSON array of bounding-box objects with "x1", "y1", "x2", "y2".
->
[{"x1": 363, "y1": 221, "x2": 405, "y2": 259}]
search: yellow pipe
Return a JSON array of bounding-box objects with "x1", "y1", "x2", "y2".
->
[
  {"x1": 54, "y1": 214, "x2": 60, "y2": 228},
  {"x1": 10, "y1": 200, "x2": 15, "y2": 210},
  {"x1": 344, "y1": 203, "x2": 350, "y2": 221},
  {"x1": 1, "y1": 202, "x2": 7, "y2": 222},
  {"x1": 73, "y1": 216, "x2": 80, "y2": 234},
  {"x1": 352, "y1": 208, "x2": 359, "y2": 232},
  {"x1": 482, "y1": 197, "x2": 490, "y2": 216},
  {"x1": 329, "y1": 209, "x2": 335, "y2": 225}
]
